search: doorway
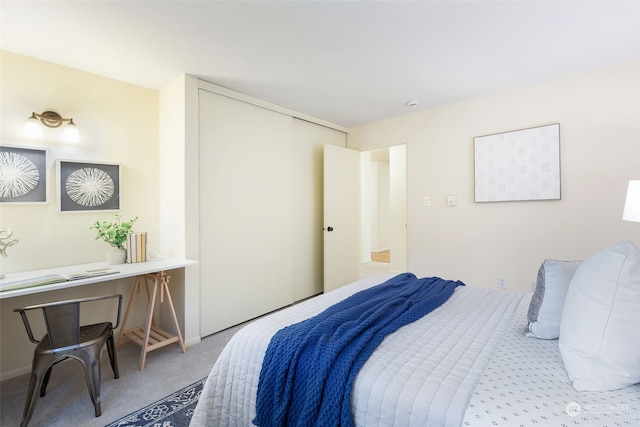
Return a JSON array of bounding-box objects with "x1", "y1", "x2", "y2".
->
[{"x1": 360, "y1": 144, "x2": 407, "y2": 277}]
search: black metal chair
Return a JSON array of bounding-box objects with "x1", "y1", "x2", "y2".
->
[{"x1": 14, "y1": 294, "x2": 123, "y2": 427}]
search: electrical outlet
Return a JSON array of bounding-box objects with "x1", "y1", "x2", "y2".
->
[{"x1": 497, "y1": 276, "x2": 507, "y2": 289}]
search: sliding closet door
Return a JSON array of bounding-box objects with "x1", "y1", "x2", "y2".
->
[
  {"x1": 292, "y1": 119, "x2": 346, "y2": 301},
  {"x1": 199, "y1": 90, "x2": 293, "y2": 336}
]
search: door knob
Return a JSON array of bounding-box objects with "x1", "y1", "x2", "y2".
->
[{"x1": 323, "y1": 226, "x2": 334, "y2": 232}]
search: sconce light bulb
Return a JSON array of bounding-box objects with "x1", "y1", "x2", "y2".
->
[
  {"x1": 24, "y1": 114, "x2": 43, "y2": 139},
  {"x1": 63, "y1": 120, "x2": 80, "y2": 143}
]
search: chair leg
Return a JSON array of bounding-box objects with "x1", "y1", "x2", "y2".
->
[
  {"x1": 106, "y1": 332, "x2": 119, "y2": 379},
  {"x1": 20, "y1": 360, "x2": 50, "y2": 427},
  {"x1": 39, "y1": 366, "x2": 53, "y2": 397},
  {"x1": 77, "y1": 350, "x2": 102, "y2": 417}
]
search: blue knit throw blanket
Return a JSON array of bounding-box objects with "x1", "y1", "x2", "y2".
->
[{"x1": 253, "y1": 273, "x2": 464, "y2": 427}]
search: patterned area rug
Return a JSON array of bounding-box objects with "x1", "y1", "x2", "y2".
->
[{"x1": 105, "y1": 378, "x2": 205, "y2": 427}]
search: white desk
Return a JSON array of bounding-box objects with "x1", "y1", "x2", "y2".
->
[
  {"x1": 0, "y1": 256, "x2": 197, "y2": 299},
  {"x1": 1, "y1": 255, "x2": 198, "y2": 371}
]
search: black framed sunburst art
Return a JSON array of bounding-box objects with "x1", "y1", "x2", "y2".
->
[
  {"x1": 0, "y1": 145, "x2": 48, "y2": 204},
  {"x1": 57, "y1": 160, "x2": 120, "y2": 212}
]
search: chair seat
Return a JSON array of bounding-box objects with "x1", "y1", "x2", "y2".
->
[{"x1": 35, "y1": 322, "x2": 113, "y2": 354}]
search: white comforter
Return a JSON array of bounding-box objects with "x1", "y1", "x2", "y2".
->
[{"x1": 190, "y1": 274, "x2": 523, "y2": 427}]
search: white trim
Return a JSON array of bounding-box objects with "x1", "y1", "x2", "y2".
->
[
  {"x1": 196, "y1": 78, "x2": 349, "y2": 134},
  {"x1": 0, "y1": 365, "x2": 31, "y2": 381},
  {"x1": 184, "y1": 336, "x2": 201, "y2": 348}
]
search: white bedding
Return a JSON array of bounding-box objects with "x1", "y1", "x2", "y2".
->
[
  {"x1": 190, "y1": 274, "x2": 523, "y2": 426},
  {"x1": 463, "y1": 294, "x2": 640, "y2": 427}
]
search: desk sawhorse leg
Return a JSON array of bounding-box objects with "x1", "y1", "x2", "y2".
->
[{"x1": 116, "y1": 271, "x2": 186, "y2": 371}]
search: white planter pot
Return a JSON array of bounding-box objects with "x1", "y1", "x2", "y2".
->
[{"x1": 106, "y1": 247, "x2": 127, "y2": 265}]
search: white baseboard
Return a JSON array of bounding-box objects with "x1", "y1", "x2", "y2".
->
[
  {"x1": 184, "y1": 336, "x2": 201, "y2": 347},
  {"x1": 1, "y1": 365, "x2": 31, "y2": 381}
]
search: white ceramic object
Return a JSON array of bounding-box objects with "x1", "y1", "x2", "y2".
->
[{"x1": 106, "y1": 247, "x2": 127, "y2": 265}]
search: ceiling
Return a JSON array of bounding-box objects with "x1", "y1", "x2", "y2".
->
[{"x1": 1, "y1": 1, "x2": 639, "y2": 128}]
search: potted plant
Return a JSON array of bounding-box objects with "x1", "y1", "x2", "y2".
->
[{"x1": 90, "y1": 214, "x2": 138, "y2": 264}]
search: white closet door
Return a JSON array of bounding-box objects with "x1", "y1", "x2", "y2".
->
[
  {"x1": 199, "y1": 89, "x2": 293, "y2": 336},
  {"x1": 292, "y1": 119, "x2": 346, "y2": 301}
]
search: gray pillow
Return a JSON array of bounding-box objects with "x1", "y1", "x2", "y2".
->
[{"x1": 526, "y1": 259, "x2": 581, "y2": 339}]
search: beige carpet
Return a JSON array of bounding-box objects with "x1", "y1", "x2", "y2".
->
[{"x1": 0, "y1": 324, "x2": 242, "y2": 427}]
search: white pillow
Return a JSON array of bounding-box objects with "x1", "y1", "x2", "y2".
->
[
  {"x1": 526, "y1": 259, "x2": 582, "y2": 339},
  {"x1": 559, "y1": 240, "x2": 640, "y2": 391}
]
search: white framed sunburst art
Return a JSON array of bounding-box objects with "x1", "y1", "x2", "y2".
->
[
  {"x1": 57, "y1": 160, "x2": 120, "y2": 212},
  {"x1": 0, "y1": 145, "x2": 48, "y2": 204}
]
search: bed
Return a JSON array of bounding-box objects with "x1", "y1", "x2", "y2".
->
[{"x1": 191, "y1": 242, "x2": 640, "y2": 427}]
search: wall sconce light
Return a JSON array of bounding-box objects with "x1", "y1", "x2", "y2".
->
[
  {"x1": 623, "y1": 180, "x2": 640, "y2": 222},
  {"x1": 24, "y1": 111, "x2": 80, "y2": 143}
]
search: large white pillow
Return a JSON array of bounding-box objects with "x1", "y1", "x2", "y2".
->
[
  {"x1": 526, "y1": 259, "x2": 582, "y2": 339},
  {"x1": 559, "y1": 240, "x2": 640, "y2": 391}
]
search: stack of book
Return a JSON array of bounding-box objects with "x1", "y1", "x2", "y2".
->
[{"x1": 126, "y1": 232, "x2": 147, "y2": 263}]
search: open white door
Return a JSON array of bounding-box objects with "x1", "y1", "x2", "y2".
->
[{"x1": 324, "y1": 144, "x2": 361, "y2": 292}]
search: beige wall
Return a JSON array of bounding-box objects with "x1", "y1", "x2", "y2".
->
[
  {"x1": 0, "y1": 51, "x2": 159, "y2": 378},
  {"x1": 348, "y1": 60, "x2": 640, "y2": 292}
]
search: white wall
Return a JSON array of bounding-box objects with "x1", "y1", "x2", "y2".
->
[
  {"x1": 389, "y1": 144, "x2": 407, "y2": 272},
  {"x1": 0, "y1": 51, "x2": 160, "y2": 378},
  {"x1": 158, "y1": 74, "x2": 200, "y2": 347},
  {"x1": 360, "y1": 151, "x2": 373, "y2": 263},
  {"x1": 365, "y1": 160, "x2": 391, "y2": 253},
  {"x1": 348, "y1": 61, "x2": 640, "y2": 292},
  {"x1": 370, "y1": 161, "x2": 381, "y2": 251},
  {"x1": 374, "y1": 161, "x2": 390, "y2": 252}
]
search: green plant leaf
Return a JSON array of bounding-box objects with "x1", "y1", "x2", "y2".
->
[{"x1": 90, "y1": 214, "x2": 138, "y2": 249}]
